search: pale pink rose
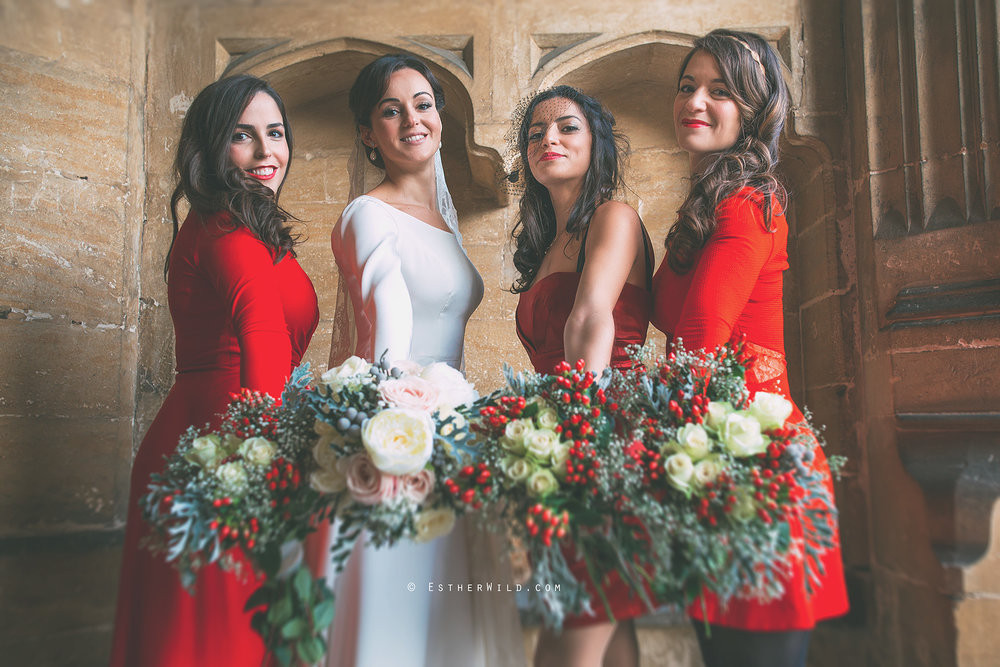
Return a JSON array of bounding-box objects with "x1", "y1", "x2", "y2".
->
[
  {"x1": 399, "y1": 468, "x2": 436, "y2": 504},
  {"x1": 344, "y1": 454, "x2": 399, "y2": 505},
  {"x1": 378, "y1": 376, "x2": 441, "y2": 412},
  {"x1": 391, "y1": 359, "x2": 423, "y2": 376}
]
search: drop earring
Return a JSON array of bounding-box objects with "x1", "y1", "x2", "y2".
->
[{"x1": 369, "y1": 146, "x2": 378, "y2": 161}]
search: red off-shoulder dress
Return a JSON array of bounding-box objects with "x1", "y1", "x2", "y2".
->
[
  {"x1": 515, "y1": 227, "x2": 653, "y2": 628},
  {"x1": 650, "y1": 188, "x2": 848, "y2": 630},
  {"x1": 111, "y1": 211, "x2": 319, "y2": 666}
]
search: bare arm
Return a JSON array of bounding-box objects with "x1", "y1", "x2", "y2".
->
[{"x1": 563, "y1": 201, "x2": 644, "y2": 373}]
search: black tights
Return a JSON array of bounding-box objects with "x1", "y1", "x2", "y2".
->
[{"x1": 694, "y1": 622, "x2": 811, "y2": 667}]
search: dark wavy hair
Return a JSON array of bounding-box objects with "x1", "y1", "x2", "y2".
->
[
  {"x1": 349, "y1": 54, "x2": 446, "y2": 169},
  {"x1": 509, "y1": 86, "x2": 628, "y2": 293},
  {"x1": 164, "y1": 74, "x2": 298, "y2": 279},
  {"x1": 666, "y1": 29, "x2": 791, "y2": 274}
]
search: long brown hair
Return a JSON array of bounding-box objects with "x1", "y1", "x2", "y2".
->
[
  {"x1": 164, "y1": 74, "x2": 299, "y2": 279},
  {"x1": 666, "y1": 29, "x2": 790, "y2": 274}
]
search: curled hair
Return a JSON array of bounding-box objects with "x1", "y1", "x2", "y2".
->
[
  {"x1": 666, "y1": 29, "x2": 791, "y2": 274},
  {"x1": 165, "y1": 74, "x2": 299, "y2": 279},
  {"x1": 349, "y1": 54, "x2": 446, "y2": 169},
  {"x1": 509, "y1": 86, "x2": 629, "y2": 293}
]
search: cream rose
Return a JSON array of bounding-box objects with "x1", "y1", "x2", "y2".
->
[
  {"x1": 344, "y1": 453, "x2": 399, "y2": 505},
  {"x1": 320, "y1": 355, "x2": 372, "y2": 392},
  {"x1": 526, "y1": 469, "x2": 559, "y2": 497},
  {"x1": 436, "y1": 408, "x2": 467, "y2": 437},
  {"x1": 502, "y1": 456, "x2": 533, "y2": 482},
  {"x1": 550, "y1": 442, "x2": 572, "y2": 472},
  {"x1": 419, "y1": 362, "x2": 477, "y2": 409},
  {"x1": 238, "y1": 436, "x2": 277, "y2": 467},
  {"x1": 705, "y1": 401, "x2": 734, "y2": 430},
  {"x1": 692, "y1": 458, "x2": 724, "y2": 488},
  {"x1": 378, "y1": 376, "x2": 441, "y2": 413},
  {"x1": 664, "y1": 452, "x2": 694, "y2": 492},
  {"x1": 501, "y1": 419, "x2": 534, "y2": 456},
  {"x1": 535, "y1": 405, "x2": 560, "y2": 430},
  {"x1": 361, "y1": 408, "x2": 435, "y2": 475},
  {"x1": 186, "y1": 434, "x2": 224, "y2": 470},
  {"x1": 720, "y1": 412, "x2": 768, "y2": 457},
  {"x1": 749, "y1": 392, "x2": 794, "y2": 431},
  {"x1": 399, "y1": 468, "x2": 436, "y2": 505},
  {"x1": 673, "y1": 423, "x2": 712, "y2": 461},
  {"x1": 215, "y1": 460, "x2": 248, "y2": 490},
  {"x1": 525, "y1": 428, "x2": 560, "y2": 461},
  {"x1": 413, "y1": 507, "x2": 457, "y2": 543},
  {"x1": 220, "y1": 432, "x2": 244, "y2": 456}
]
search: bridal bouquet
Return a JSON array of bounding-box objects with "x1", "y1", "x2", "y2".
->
[
  {"x1": 609, "y1": 338, "x2": 842, "y2": 608},
  {"x1": 468, "y1": 360, "x2": 658, "y2": 629},
  {"x1": 141, "y1": 369, "x2": 335, "y2": 665},
  {"x1": 304, "y1": 355, "x2": 487, "y2": 573}
]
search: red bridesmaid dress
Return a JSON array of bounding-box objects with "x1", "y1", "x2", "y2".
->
[
  {"x1": 110, "y1": 210, "x2": 319, "y2": 666},
  {"x1": 515, "y1": 225, "x2": 652, "y2": 627},
  {"x1": 650, "y1": 187, "x2": 848, "y2": 630}
]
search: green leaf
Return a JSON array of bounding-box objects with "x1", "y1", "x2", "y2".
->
[
  {"x1": 292, "y1": 566, "x2": 313, "y2": 603},
  {"x1": 299, "y1": 636, "x2": 325, "y2": 664},
  {"x1": 312, "y1": 598, "x2": 336, "y2": 628},
  {"x1": 244, "y1": 584, "x2": 272, "y2": 612},
  {"x1": 281, "y1": 618, "x2": 307, "y2": 640},
  {"x1": 267, "y1": 595, "x2": 293, "y2": 625},
  {"x1": 274, "y1": 645, "x2": 293, "y2": 667},
  {"x1": 258, "y1": 543, "x2": 281, "y2": 576}
]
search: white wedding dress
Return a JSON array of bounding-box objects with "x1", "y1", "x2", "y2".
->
[{"x1": 325, "y1": 194, "x2": 524, "y2": 667}]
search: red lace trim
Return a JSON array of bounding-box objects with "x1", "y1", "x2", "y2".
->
[{"x1": 744, "y1": 341, "x2": 786, "y2": 385}]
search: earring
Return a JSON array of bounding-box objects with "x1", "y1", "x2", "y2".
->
[{"x1": 369, "y1": 146, "x2": 378, "y2": 161}]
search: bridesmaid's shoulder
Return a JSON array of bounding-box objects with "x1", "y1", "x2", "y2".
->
[
  {"x1": 591, "y1": 200, "x2": 642, "y2": 231},
  {"x1": 715, "y1": 187, "x2": 786, "y2": 233}
]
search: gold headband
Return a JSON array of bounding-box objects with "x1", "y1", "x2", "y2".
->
[{"x1": 728, "y1": 35, "x2": 767, "y2": 79}]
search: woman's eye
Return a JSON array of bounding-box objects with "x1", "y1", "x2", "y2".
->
[
  {"x1": 231, "y1": 131, "x2": 250, "y2": 142},
  {"x1": 527, "y1": 131, "x2": 542, "y2": 142},
  {"x1": 561, "y1": 124, "x2": 579, "y2": 133},
  {"x1": 713, "y1": 88, "x2": 732, "y2": 97},
  {"x1": 678, "y1": 84, "x2": 694, "y2": 94},
  {"x1": 268, "y1": 129, "x2": 284, "y2": 139},
  {"x1": 381, "y1": 107, "x2": 399, "y2": 118},
  {"x1": 417, "y1": 102, "x2": 433, "y2": 111}
]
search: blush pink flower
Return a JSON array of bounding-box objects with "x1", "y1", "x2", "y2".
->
[
  {"x1": 378, "y1": 376, "x2": 441, "y2": 412},
  {"x1": 344, "y1": 453, "x2": 399, "y2": 505},
  {"x1": 399, "y1": 468, "x2": 436, "y2": 505}
]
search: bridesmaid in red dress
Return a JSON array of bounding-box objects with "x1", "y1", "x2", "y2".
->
[
  {"x1": 110, "y1": 75, "x2": 318, "y2": 667},
  {"x1": 650, "y1": 30, "x2": 848, "y2": 666},
  {"x1": 509, "y1": 86, "x2": 652, "y2": 667}
]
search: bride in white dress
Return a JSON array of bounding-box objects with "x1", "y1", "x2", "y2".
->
[{"x1": 322, "y1": 54, "x2": 524, "y2": 667}]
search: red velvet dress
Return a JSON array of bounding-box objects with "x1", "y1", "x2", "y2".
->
[
  {"x1": 650, "y1": 188, "x2": 848, "y2": 631},
  {"x1": 111, "y1": 211, "x2": 319, "y2": 667},
  {"x1": 515, "y1": 231, "x2": 652, "y2": 628}
]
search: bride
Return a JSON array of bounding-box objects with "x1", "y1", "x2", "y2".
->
[{"x1": 321, "y1": 53, "x2": 524, "y2": 667}]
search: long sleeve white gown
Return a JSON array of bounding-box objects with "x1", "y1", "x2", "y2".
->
[{"x1": 325, "y1": 195, "x2": 524, "y2": 667}]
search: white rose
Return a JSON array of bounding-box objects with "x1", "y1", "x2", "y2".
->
[
  {"x1": 220, "y1": 433, "x2": 244, "y2": 456},
  {"x1": 720, "y1": 412, "x2": 768, "y2": 457},
  {"x1": 672, "y1": 423, "x2": 712, "y2": 461},
  {"x1": 215, "y1": 461, "x2": 248, "y2": 490},
  {"x1": 692, "y1": 458, "x2": 724, "y2": 488},
  {"x1": 705, "y1": 401, "x2": 734, "y2": 430},
  {"x1": 526, "y1": 469, "x2": 559, "y2": 497},
  {"x1": 749, "y1": 392, "x2": 794, "y2": 431},
  {"x1": 524, "y1": 428, "x2": 560, "y2": 461},
  {"x1": 664, "y1": 452, "x2": 694, "y2": 492},
  {"x1": 436, "y1": 408, "x2": 467, "y2": 437},
  {"x1": 413, "y1": 508, "x2": 457, "y2": 543},
  {"x1": 732, "y1": 489, "x2": 757, "y2": 523},
  {"x1": 361, "y1": 408, "x2": 434, "y2": 475},
  {"x1": 319, "y1": 355, "x2": 372, "y2": 392},
  {"x1": 550, "y1": 442, "x2": 572, "y2": 473},
  {"x1": 238, "y1": 436, "x2": 277, "y2": 467},
  {"x1": 502, "y1": 456, "x2": 533, "y2": 482},
  {"x1": 186, "y1": 434, "x2": 223, "y2": 470},
  {"x1": 419, "y1": 362, "x2": 478, "y2": 409},
  {"x1": 535, "y1": 405, "x2": 560, "y2": 430},
  {"x1": 505, "y1": 419, "x2": 534, "y2": 444}
]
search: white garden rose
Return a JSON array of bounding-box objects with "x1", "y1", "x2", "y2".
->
[
  {"x1": 692, "y1": 458, "x2": 724, "y2": 488},
  {"x1": 500, "y1": 419, "x2": 533, "y2": 455},
  {"x1": 749, "y1": 392, "x2": 794, "y2": 431},
  {"x1": 186, "y1": 434, "x2": 224, "y2": 470},
  {"x1": 319, "y1": 355, "x2": 372, "y2": 392},
  {"x1": 215, "y1": 461, "x2": 248, "y2": 490},
  {"x1": 526, "y1": 469, "x2": 559, "y2": 497},
  {"x1": 361, "y1": 408, "x2": 434, "y2": 475},
  {"x1": 413, "y1": 507, "x2": 457, "y2": 543},
  {"x1": 720, "y1": 412, "x2": 768, "y2": 457},
  {"x1": 419, "y1": 362, "x2": 478, "y2": 409},
  {"x1": 535, "y1": 405, "x2": 560, "y2": 430},
  {"x1": 378, "y1": 376, "x2": 441, "y2": 412},
  {"x1": 664, "y1": 452, "x2": 695, "y2": 492},
  {"x1": 525, "y1": 428, "x2": 560, "y2": 461},
  {"x1": 220, "y1": 432, "x2": 244, "y2": 456},
  {"x1": 705, "y1": 401, "x2": 734, "y2": 430},
  {"x1": 673, "y1": 423, "x2": 712, "y2": 460},
  {"x1": 238, "y1": 436, "x2": 277, "y2": 466},
  {"x1": 502, "y1": 456, "x2": 533, "y2": 482},
  {"x1": 550, "y1": 442, "x2": 572, "y2": 472}
]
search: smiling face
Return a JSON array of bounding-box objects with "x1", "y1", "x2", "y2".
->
[
  {"x1": 362, "y1": 67, "x2": 442, "y2": 170},
  {"x1": 228, "y1": 91, "x2": 289, "y2": 193},
  {"x1": 524, "y1": 97, "x2": 592, "y2": 190},
  {"x1": 673, "y1": 49, "x2": 743, "y2": 170}
]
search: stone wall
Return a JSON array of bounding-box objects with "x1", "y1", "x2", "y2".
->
[{"x1": 1, "y1": 0, "x2": 998, "y2": 665}]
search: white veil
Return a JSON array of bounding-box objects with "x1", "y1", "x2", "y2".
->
[{"x1": 328, "y1": 135, "x2": 525, "y2": 667}]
